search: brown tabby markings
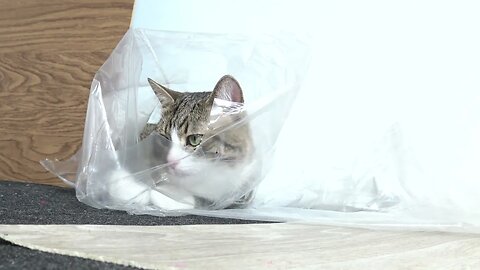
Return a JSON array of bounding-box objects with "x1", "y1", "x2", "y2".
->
[{"x1": 140, "y1": 75, "x2": 254, "y2": 208}]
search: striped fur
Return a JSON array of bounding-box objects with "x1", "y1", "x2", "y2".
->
[{"x1": 140, "y1": 75, "x2": 254, "y2": 209}]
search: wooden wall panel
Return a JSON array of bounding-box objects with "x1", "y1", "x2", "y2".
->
[{"x1": 0, "y1": 0, "x2": 134, "y2": 185}]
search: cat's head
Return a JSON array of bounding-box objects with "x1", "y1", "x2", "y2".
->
[{"x1": 148, "y1": 75, "x2": 252, "y2": 177}]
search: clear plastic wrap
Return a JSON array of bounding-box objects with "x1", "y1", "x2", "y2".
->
[
  {"x1": 42, "y1": 29, "x2": 310, "y2": 212},
  {"x1": 42, "y1": 28, "x2": 480, "y2": 233}
]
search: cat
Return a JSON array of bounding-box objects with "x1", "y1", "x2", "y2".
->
[
  {"x1": 88, "y1": 74, "x2": 391, "y2": 214},
  {"x1": 128, "y1": 75, "x2": 256, "y2": 210}
]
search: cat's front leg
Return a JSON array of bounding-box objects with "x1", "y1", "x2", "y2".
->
[{"x1": 149, "y1": 189, "x2": 195, "y2": 210}]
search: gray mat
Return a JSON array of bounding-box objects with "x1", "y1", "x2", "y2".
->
[
  {"x1": 0, "y1": 238, "x2": 140, "y2": 270},
  {"x1": 0, "y1": 181, "x2": 263, "y2": 225},
  {"x1": 0, "y1": 180, "x2": 265, "y2": 269}
]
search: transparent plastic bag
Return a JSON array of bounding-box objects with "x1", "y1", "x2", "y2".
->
[
  {"x1": 42, "y1": 29, "x2": 311, "y2": 212},
  {"x1": 42, "y1": 28, "x2": 480, "y2": 233}
]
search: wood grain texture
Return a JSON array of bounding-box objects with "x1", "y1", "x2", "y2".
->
[
  {"x1": 0, "y1": 0, "x2": 134, "y2": 185},
  {"x1": 1, "y1": 224, "x2": 479, "y2": 269}
]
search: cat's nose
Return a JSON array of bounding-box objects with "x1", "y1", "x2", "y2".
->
[{"x1": 167, "y1": 157, "x2": 179, "y2": 169}]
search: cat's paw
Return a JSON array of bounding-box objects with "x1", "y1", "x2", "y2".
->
[
  {"x1": 106, "y1": 170, "x2": 152, "y2": 205},
  {"x1": 150, "y1": 190, "x2": 194, "y2": 210}
]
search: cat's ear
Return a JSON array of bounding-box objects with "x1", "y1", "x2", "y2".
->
[
  {"x1": 148, "y1": 78, "x2": 182, "y2": 105},
  {"x1": 210, "y1": 75, "x2": 244, "y2": 103}
]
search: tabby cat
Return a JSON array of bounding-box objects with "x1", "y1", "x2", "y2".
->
[{"x1": 139, "y1": 75, "x2": 255, "y2": 210}]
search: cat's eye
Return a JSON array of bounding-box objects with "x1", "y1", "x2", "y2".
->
[{"x1": 186, "y1": 134, "x2": 203, "y2": 147}]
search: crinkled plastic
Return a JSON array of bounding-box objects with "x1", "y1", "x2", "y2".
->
[
  {"x1": 42, "y1": 28, "x2": 310, "y2": 213},
  {"x1": 42, "y1": 28, "x2": 480, "y2": 233}
]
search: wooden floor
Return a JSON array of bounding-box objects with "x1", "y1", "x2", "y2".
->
[
  {"x1": 1, "y1": 223, "x2": 479, "y2": 269},
  {"x1": 0, "y1": 0, "x2": 134, "y2": 186}
]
